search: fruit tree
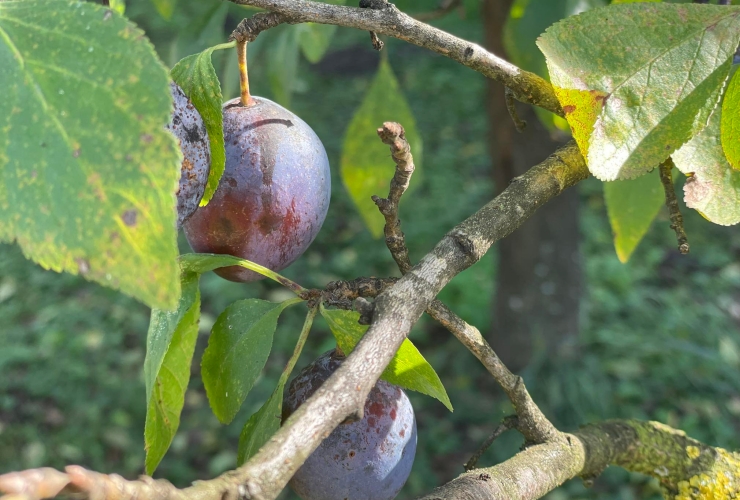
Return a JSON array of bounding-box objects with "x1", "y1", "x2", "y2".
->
[{"x1": 1, "y1": 0, "x2": 740, "y2": 499}]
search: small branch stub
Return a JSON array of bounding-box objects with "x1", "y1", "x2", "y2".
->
[
  {"x1": 229, "y1": 12, "x2": 286, "y2": 43},
  {"x1": 359, "y1": 0, "x2": 389, "y2": 51},
  {"x1": 505, "y1": 87, "x2": 527, "y2": 133},
  {"x1": 659, "y1": 159, "x2": 689, "y2": 255}
]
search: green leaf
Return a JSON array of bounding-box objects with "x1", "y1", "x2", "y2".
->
[
  {"x1": 267, "y1": 27, "x2": 300, "y2": 107},
  {"x1": 537, "y1": 3, "x2": 740, "y2": 180},
  {"x1": 340, "y1": 59, "x2": 423, "y2": 238},
  {"x1": 237, "y1": 384, "x2": 283, "y2": 465},
  {"x1": 674, "y1": 100, "x2": 740, "y2": 226},
  {"x1": 0, "y1": 0, "x2": 181, "y2": 310},
  {"x1": 603, "y1": 169, "x2": 664, "y2": 263},
  {"x1": 237, "y1": 306, "x2": 315, "y2": 464},
  {"x1": 202, "y1": 298, "x2": 300, "y2": 424},
  {"x1": 171, "y1": 42, "x2": 234, "y2": 206},
  {"x1": 144, "y1": 271, "x2": 201, "y2": 474},
  {"x1": 152, "y1": 0, "x2": 176, "y2": 20},
  {"x1": 297, "y1": 24, "x2": 336, "y2": 64},
  {"x1": 320, "y1": 305, "x2": 452, "y2": 411},
  {"x1": 296, "y1": 0, "x2": 345, "y2": 63},
  {"x1": 612, "y1": 0, "x2": 661, "y2": 3},
  {"x1": 722, "y1": 68, "x2": 740, "y2": 171},
  {"x1": 504, "y1": 0, "x2": 605, "y2": 132}
]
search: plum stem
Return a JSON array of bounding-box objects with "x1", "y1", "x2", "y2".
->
[{"x1": 237, "y1": 40, "x2": 253, "y2": 106}]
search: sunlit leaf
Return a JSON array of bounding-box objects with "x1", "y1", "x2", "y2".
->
[
  {"x1": 722, "y1": 68, "x2": 740, "y2": 171},
  {"x1": 144, "y1": 272, "x2": 200, "y2": 474},
  {"x1": 320, "y1": 305, "x2": 452, "y2": 411},
  {"x1": 109, "y1": 0, "x2": 125, "y2": 15},
  {"x1": 674, "y1": 101, "x2": 740, "y2": 226},
  {"x1": 294, "y1": 0, "x2": 346, "y2": 64},
  {"x1": 171, "y1": 42, "x2": 234, "y2": 206},
  {"x1": 538, "y1": 3, "x2": 740, "y2": 180},
  {"x1": 202, "y1": 298, "x2": 299, "y2": 424},
  {"x1": 340, "y1": 59, "x2": 423, "y2": 238},
  {"x1": 0, "y1": 0, "x2": 181, "y2": 310},
  {"x1": 604, "y1": 169, "x2": 664, "y2": 263}
]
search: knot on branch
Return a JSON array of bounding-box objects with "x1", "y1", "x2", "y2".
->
[
  {"x1": 229, "y1": 12, "x2": 286, "y2": 43},
  {"x1": 353, "y1": 297, "x2": 375, "y2": 324},
  {"x1": 359, "y1": 0, "x2": 392, "y2": 9},
  {"x1": 322, "y1": 277, "x2": 398, "y2": 309}
]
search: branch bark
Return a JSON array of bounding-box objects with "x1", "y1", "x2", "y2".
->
[
  {"x1": 419, "y1": 420, "x2": 740, "y2": 500},
  {"x1": 226, "y1": 0, "x2": 562, "y2": 115}
]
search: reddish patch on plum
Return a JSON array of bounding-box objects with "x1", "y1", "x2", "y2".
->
[
  {"x1": 283, "y1": 349, "x2": 417, "y2": 500},
  {"x1": 184, "y1": 97, "x2": 330, "y2": 282}
]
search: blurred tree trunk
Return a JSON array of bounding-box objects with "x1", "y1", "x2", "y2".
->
[{"x1": 483, "y1": 0, "x2": 582, "y2": 372}]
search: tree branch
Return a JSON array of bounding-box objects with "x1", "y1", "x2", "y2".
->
[
  {"x1": 0, "y1": 141, "x2": 589, "y2": 500},
  {"x1": 226, "y1": 0, "x2": 563, "y2": 115},
  {"x1": 419, "y1": 420, "x2": 740, "y2": 499}
]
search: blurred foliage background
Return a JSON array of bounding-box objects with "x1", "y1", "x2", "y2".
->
[{"x1": 2, "y1": 0, "x2": 740, "y2": 499}]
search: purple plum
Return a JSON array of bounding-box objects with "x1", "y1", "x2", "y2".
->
[
  {"x1": 167, "y1": 82, "x2": 211, "y2": 229},
  {"x1": 283, "y1": 350, "x2": 417, "y2": 500},
  {"x1": 183, "y1": 96, "x2": 331, "y2": 282}
]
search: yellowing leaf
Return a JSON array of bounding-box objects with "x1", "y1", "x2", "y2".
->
[
  {"x1": 341, "y1": 58, "x2": 422, "y2": 238},
  {"x1": 504, "y1": 0, "x2": 606, "y2": 132},
  {"x1": 553, "y1": 85, "x2": 608, "y2": 157},
  {"x1": 0, "y1": 0, "x2": 181, "y2": 310},
  {"x1": 538, "y1": 3, "x2": 740, "y2": 180}
]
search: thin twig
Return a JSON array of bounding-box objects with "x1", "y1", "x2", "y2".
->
[
  {"x1": 505, "y1": 87, "x2": 527, "y2": 132},
  {"x1": 227, "y1": 0, "x2": 563, "y2": 116},
  {"x1": 372, "y1": 122, "x2": 415, "y2": 274},
  {"x1": 372, "y1": 122, "x2": 559, "y2": 444},
  {"x1": 659, "y1": 159, "x2": 689, "y2": 255},
  {"x1": 464, "y1": 416, "x2": 518, "y2": 471}
]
